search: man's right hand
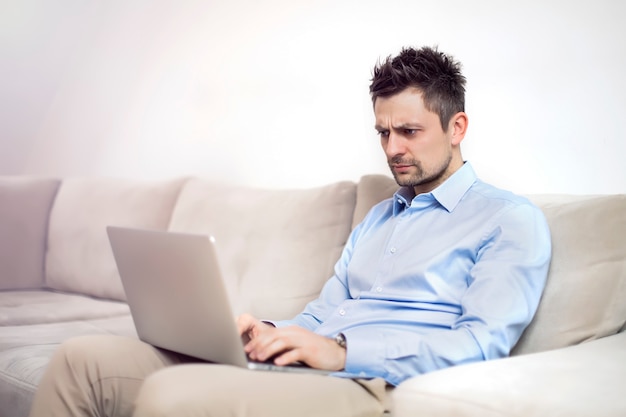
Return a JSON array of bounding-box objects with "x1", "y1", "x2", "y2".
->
[
  {"x1": 236, "y1": 313, "x2": 346, "y2": 371},
  {"x1": 236, "y1": 313, "x2": 275, "y2": 345}
]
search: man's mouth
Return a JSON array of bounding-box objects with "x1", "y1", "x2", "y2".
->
[{"x1": 392, "y1": 164, "x2": 413, "y2": 172}]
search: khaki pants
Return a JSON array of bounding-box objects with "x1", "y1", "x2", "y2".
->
[{"x1": 28, "y1": 335, "x2": 387, "y2": 417}]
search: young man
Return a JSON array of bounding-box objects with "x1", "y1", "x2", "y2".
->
[{"x1": 29, "y1": 46, "x2": 551, "y2": 417}]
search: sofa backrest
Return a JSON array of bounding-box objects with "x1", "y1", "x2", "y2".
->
[
  {"x1": 354, "y1": 174, "x2": 626, "y2": 355},
  {"x1": 0, "y1": 177, "x2": 60, "y2": 290},
  {"x1": 4, "y1": 173, "x2": 624, "y2": 355},
  {"x1": 45, "y1": 178, "x2": 186, "y2": 301},
  {"x1": 4, "y1": 175, "x2": 357, "y2": 319},
  {"x1": 167, "y1": 178, "x2": 357, "y2": 320}
]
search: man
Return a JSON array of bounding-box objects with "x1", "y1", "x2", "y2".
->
[{"x1": 29, "y1": 46, "x2": 551, "y2": 417}]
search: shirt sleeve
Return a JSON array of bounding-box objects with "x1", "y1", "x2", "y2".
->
[{"x1": 343, "y1": 203, "x2": 552, "y2": 385}]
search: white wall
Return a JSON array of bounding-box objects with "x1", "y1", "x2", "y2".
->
[{"x1": 2, "y1": 0, "x2": 625, "y2": 194}]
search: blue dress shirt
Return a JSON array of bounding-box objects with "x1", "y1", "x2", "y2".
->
[{"x1": 274, "y1": 162, "x2": 552, "y2": 386}]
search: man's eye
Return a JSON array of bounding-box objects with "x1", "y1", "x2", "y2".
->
[
  {"x1": 404, "y1": 129, "x2": 417, "y2": 135},
  {"x1": 378, "y1": 131, "x2": 390, "y2": 138}
]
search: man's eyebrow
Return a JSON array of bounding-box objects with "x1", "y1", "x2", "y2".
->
[
  {"x1": 395, "y1": 123, "x2": 423, "y2": 129},
  {"x1": 375, "y1": 123, "x2": 422, "y2": 131}
]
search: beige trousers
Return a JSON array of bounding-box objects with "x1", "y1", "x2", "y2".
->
[{"x1": 28, "y1": 335, "x2": 387, "y2": 417}]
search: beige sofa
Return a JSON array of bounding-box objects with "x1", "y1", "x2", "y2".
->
[{"x1": 0, "y1": 175, "x2": 624, "y2": 417}]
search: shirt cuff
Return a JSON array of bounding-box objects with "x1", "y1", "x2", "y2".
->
[{"x1": 343, "y1": 328, "x2": 387, "y2": 379}]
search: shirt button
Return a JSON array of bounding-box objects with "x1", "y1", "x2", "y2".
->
[
  {"x1": 376, "y1": 287, "x2": 382, "y2": 292},
  {"x1": 390, "y1": 247, "x2": 396, "y2": 253},
  {"x1": 339, "y1": 309, "x2": 346, "y2": 316}
]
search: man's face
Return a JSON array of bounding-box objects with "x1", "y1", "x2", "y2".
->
[{"x1": 374, "y1": 87, "x2": 461, "y2": 195}]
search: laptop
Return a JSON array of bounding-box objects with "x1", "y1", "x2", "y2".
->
[{"x1": 106, "y1": 226, "x2": 331, "y2": 375}]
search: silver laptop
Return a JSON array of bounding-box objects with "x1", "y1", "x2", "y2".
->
[{"x1": 106, "y1": 226, "x2": 331, "y2": 375}]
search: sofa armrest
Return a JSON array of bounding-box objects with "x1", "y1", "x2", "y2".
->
[
  {"x1": 392, "y1": 332, "x2": 626, "y2": 417},
  {"x1": 0, "y1": 177, "x2": 60, "y2": 290}
]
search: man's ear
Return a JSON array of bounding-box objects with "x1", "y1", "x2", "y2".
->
[{"x1": 449, "y1": 112, "x2": 468, "y2": 146}]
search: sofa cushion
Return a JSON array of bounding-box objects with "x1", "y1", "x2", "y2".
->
[
  {"x1": 392, "y1": 332, "x2": 626, "y2": 417},
  {"x1": 0, "y1": 315, "x2": 136, "y2": 417},
  {"x1": 513, "y1": 194, "x2": 626, "y2": 354},
  {"x1": 0, "y1": 290, "x2": 130, "y2": 326},
  {"x1": 168, "y1": 179, "x2": 357, "y2": 320},
  {"x1": 0, "y1": 177, "x2": 60, "y2": 290},
  {"x1": 45, "y1": 178, "x2": 185, "y2": 301},
  {"x1": 352, "y1": 174, "x2": 398, "y2": 229}
]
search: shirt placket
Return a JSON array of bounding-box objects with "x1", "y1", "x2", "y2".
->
[{"x1": 372, "y1": 206, "x2": 409, "y2": 294}]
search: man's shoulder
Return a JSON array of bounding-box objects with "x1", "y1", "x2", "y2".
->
[
  {"x1": 462, "y1": 180, "x2": 546, "y2": 224},
  {"x1": 468, "y1": 179, "x2": 536, "y2": 208}
]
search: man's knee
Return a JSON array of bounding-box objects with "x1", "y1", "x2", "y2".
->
[
  {"x1": 134, "y1": 366, "x2": 196, "y2": 417},
  {"x1": 45, "y1": 335, "x2": 172, "y2": 417},
  {"x1": 48, "y1": 334, "x2": 170, "y2": 390},
  {"x1": 134, "y1": 365, "x2": 258, "y2": 417}
]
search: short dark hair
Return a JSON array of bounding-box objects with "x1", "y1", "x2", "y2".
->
[{"x1": 369, "y1": 46, "x2": 466, "y2": 131}]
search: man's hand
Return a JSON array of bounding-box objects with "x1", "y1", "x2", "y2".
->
[
  {"x1": 236, "y1": 313, "x2": 346, "y2": 372},
  {"x1": 236, "y1": 313, "x2": 274, "y2": 345}
]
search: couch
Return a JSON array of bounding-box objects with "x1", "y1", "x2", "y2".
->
[{"x1": 0, "y1": 175, "x2": 624, "y2": 417}]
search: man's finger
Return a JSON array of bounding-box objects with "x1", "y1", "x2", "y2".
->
[
  {"x1": 273, "y1": 348, "x2": 302, "y2": 366},
  {"x1": 252, "y1": 336, "x2": 292, "y2": 362},
  {"x1": 235, "y1": 313, "x2": 255, "y2": 334}
]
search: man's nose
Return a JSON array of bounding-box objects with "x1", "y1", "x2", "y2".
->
[{"x1": 385, "y1": 133, "x2": 406, "y2": 157}]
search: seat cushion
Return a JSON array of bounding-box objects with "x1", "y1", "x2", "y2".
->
[
  {"x1": 392, "y1": 332, "x2": 626, "y2": 417},
  {"x1": 0, "y1": 315, "x2": 136, "y2": 417},
  {"x1": 0, "y1": 290, "x2": 130, "y2": 326}
]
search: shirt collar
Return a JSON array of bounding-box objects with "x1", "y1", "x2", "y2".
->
[{"x1": 393, "y1": 162, "x2": 477, "y2": 214}]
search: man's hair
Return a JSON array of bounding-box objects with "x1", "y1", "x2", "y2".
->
[{"x1": 370, "y1": 46, "x2": 466, "y2": 131}]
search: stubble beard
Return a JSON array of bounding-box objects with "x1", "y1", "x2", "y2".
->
[{"x1": 389, "y1": 152, "x2": 453, "y2": 190}]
